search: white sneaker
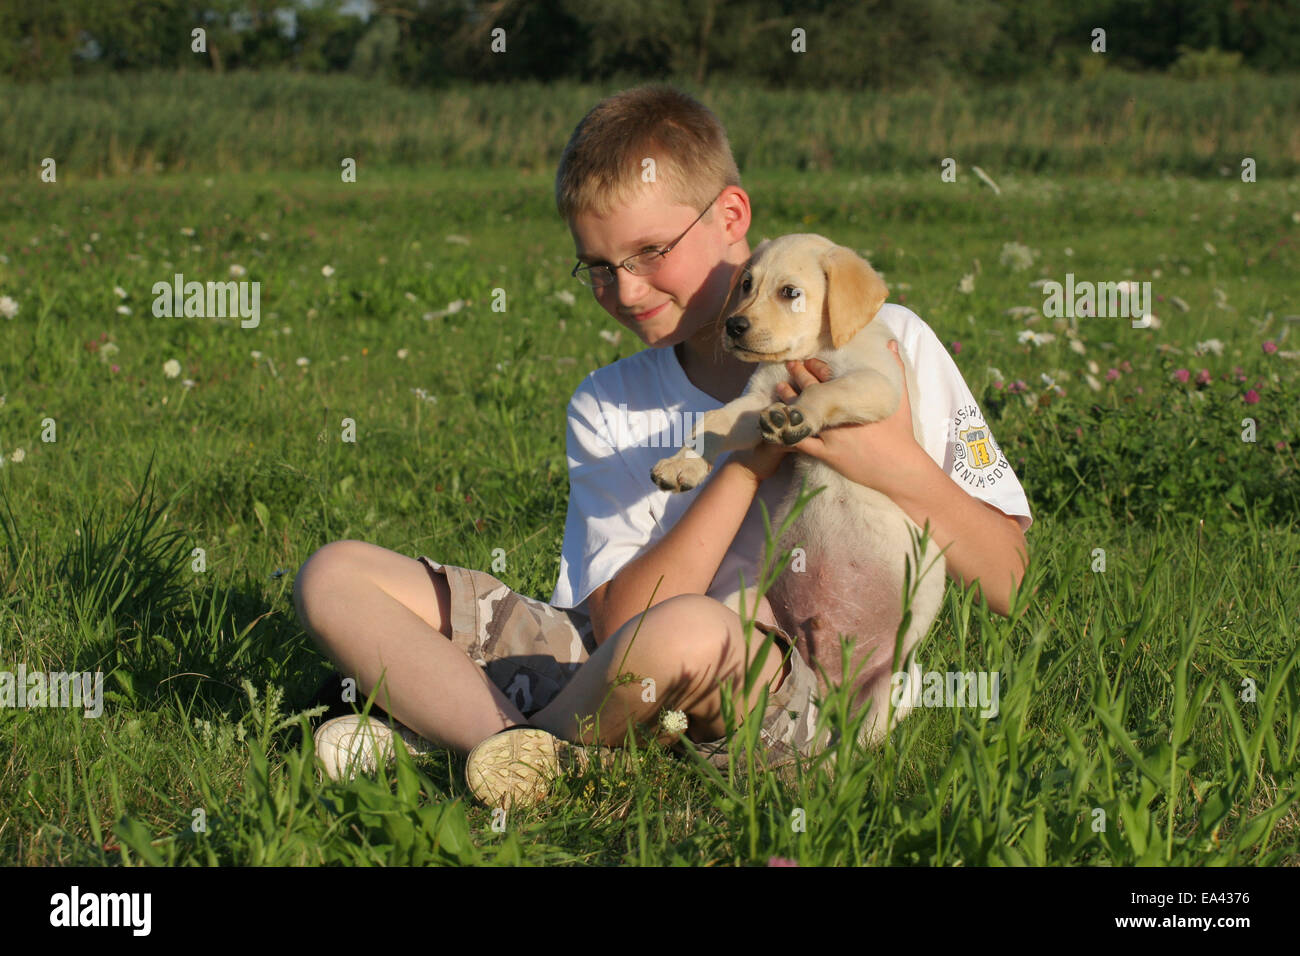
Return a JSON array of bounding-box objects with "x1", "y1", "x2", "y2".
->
[{"x1": 313, "y1": 715, "x2": 436, "y2": 781}]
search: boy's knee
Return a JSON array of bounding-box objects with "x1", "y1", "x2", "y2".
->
[
  {"x1": 293, "y1": 539, "x2": 368, "y2": 619},
  {"x1": 634, "y1": 594, "x2": 740, "y2": 673}
]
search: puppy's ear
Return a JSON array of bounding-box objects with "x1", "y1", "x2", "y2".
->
[{"x1": 820, "y1": 245, "x2": 889, "y2": 349}]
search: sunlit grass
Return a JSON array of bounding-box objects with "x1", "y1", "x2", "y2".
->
[{"x1": 0, "y1": 166, "x2": 1296, "y2": 865}]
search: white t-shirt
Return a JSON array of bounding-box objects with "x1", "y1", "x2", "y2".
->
[{"x1": 549, "y1": 303, "x2": 1032, "y2": 619}]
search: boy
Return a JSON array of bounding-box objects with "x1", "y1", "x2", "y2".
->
[{"x1": 294, "y1": 84, "x2": 1032, "y2": 807}]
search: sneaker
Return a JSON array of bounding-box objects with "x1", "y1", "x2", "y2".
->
[
  {"x1": 464, "y1": 725, "x2": 620, "y2": 809},
  {"x1": 313, "y1": 714, "x2": 436, "y2": 781}
]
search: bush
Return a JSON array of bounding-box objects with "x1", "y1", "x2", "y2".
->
[{"x1": 1170, "y1": 45, "x2": 1244, "y2": 79}]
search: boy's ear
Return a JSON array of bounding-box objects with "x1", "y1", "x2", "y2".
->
[{"x1": 821, "y1": 245, "x2": 889, "y2": 349}]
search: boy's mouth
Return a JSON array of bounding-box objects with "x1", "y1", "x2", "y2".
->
[{"x1": 631, "y1": 302, "x2": 669, "y2": 321}]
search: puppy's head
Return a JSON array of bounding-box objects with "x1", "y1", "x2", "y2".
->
[{"x1": 719, "y1": 234, "x2": 888, "y2": 361}]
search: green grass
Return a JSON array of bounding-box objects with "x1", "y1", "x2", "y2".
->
[
  {"x1": 5, "y1": 70, "x2": 1300, "y2": 179},
  {"x1": 0, "y1": 165, "x2": 1297, "y2": 865}
]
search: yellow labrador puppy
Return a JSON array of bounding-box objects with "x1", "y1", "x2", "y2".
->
[{"x1": 650, "y1": 233, "x2": 946, "y2": 745}]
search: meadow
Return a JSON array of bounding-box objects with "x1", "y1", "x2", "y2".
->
[{"x1": 0, "y1": 75, "x2": 1298, "y2": 866}]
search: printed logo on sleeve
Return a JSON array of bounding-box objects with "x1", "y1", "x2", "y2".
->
[{"x1": 948, "y1": 404, "x2": 1010, "y2": 490}]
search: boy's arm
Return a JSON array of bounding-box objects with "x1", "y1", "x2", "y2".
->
[
  {"x1": 589, "y1": 459, "x2": 764, "y2": 646},
  {"x1": 884, "y1": 452, "x2": 1030, "y2": 617},
  {"x1": 784, "y1": 343, "x2": 1029, "y2": 618}
]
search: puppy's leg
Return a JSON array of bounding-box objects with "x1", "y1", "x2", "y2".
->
[
  {"x1": 651, "y1": 366, "x2": 787, "y2": 492},
  {"x1": 650, "y1": 391, "x2": 771, "y2": 491},
  {"x1": 758, "y1": 368, "x2": 900, "y2": 445}
]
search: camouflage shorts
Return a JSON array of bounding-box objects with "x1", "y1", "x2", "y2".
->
[{"x1": 417, "y1": 557, "x2": 830, "y2": 769}]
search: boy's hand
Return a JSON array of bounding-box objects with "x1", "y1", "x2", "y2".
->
[{"x1": 782, "y1": 340, "x2": 928, "y2": 499}]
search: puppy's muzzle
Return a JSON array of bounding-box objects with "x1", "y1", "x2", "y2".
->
[{"x1": 724, "y1": 313, "x2": 751, "y2": 341}]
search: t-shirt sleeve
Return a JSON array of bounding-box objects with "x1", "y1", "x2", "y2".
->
[
  {"x1": 548, "y1": 379, "x2": 661, "y2": 614},
  {"x1": 907, "y1": 318, "x2": 1033, "y2": 533}
]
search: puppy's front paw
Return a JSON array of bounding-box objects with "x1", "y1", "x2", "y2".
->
[
  {"x1": 759, "y1": 402, "x2": 815, "y2": 445},
  {"x1": 651, "y1": 454, "x2": 710, "y2": 492}
]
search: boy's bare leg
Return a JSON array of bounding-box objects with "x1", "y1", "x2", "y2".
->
[
  {"x1": 528, "y1": 593, "x2": 787, "y2": 748},
  {"x1": 293, "y1": 540, "x2": 524, "y2": 753}
]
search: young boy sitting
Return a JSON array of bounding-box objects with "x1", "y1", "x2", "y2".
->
[{"x1": 294, "y1": 83, "x2": 1032, "y2": 808}]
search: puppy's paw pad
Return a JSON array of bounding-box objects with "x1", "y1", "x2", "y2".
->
[
  {"x1": 759, "y1": 403, "x2": 812, "y2": 445},
  {"x1": 651, "y1": 455, "x2": 709, "y2": 492}
]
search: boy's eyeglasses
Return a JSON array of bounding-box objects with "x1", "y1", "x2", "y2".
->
[{"x1": 571, "y1": 189, "x2": 725, "y2": 289}]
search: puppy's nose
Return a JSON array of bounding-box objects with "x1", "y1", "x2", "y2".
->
[{"x1": 725, "y1": 314, "x2": 750, "y2": 339}]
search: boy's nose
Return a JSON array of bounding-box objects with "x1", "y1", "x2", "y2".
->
[{"x1": 615, "y1": 275, "x2": 656, "y2": 311}]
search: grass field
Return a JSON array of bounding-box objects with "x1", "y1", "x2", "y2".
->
[
  {"x1": 6, "y1": 71, "x2": 1300, "y2": 178},
  {"x1": 1, "y1": 107, "x2": 1299, "y2": 863}
]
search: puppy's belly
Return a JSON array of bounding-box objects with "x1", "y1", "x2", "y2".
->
[{"x1": 766, "y1": 463, "x2": 923, "y2": 694}]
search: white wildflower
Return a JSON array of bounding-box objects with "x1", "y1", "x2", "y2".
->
[
  {"x1": 181, "y1": 379, "x2": 195, "y2": 388},
  {"x1": 0, "y1": 296, "x2": 18, "y2": 319},
  {"x1": 397, "y1": 348, "x2": 409, "y2": 360},
  {"x1": 1018, "y1": 330, "x2": 1056, "y2": 346},
  {"x1": 424, "y1": 299, "x2": 466, "y2": 321},
  {"x1": 599, "y1": 329, "x2": 622, "y2": 346},
  {"x1": 1194, "y1": 338, "x2": 1224, "y2": 357},
  {"x1": 957, "y1": 274, "x2": 976, "y2": 294},
  {"x1": 116, "y1": 305, "x2": 130, "y2": 315},
  {"x1": 444, "y1": 235, "x2": 470, "y2": 245},
  {"x1": 321, "y1": 265, "x2": 335, "y2": 277},
  {"x1": 180, "y1": 227, "x2": 195, "y2": 237},
  {"x1": 1084, "y1": 373, "x2": 1102, "y2": 392},
  {"x1": 1069, "y1": 338, "x2": 1087, "y2": 355},
  {"x1": 230, "y1": 264, "x2": 247, "y2": 278},
  {"x1": 554, "y1": 289, "x2": 576, "y2": 306},
  {"x1": 659, "y1": 709, "x2": 688, "y2": 736},
  {"x1": 113, "y1": 286, "x2": 127, "y2": 299},
  {"x1": 999, "y1": 242, "x2": 1039, "y2": 272},
  {"x1": 9, "y1": 448, "x2": 24, "y2": 463},
  {"x1": 163, "y1": 359, "x2": 181, "y2": 378},
  {"x1": 296, "y1": 356, "x2": 309, "y2": 367},
  {"x1": 250, "y1": 349, "x2": 263, "y2": 360}
]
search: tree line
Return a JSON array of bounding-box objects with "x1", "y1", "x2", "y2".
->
[{"x1": 2, "y1": 0, "x2": 1296, "y2": 87}]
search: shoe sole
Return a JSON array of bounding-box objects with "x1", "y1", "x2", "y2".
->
[{"x1": 465, "y1": 728, "x2": 565, "y2": 809}]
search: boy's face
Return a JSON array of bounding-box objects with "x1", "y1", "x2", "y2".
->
[{"x1": 568, "y1": 180, "x2": 751, "y2": 349}]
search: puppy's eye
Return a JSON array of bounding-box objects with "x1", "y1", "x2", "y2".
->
[
  {"x1": 741, "y1": 271, "x2": 753, "y2": 294},
  {"x1": 781, "y1": 286, "x2": 802, "y2": 299}
]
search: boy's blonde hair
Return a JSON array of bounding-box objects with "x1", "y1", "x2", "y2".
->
[{"x1": 555, "y1": 83, "x2": 741, "y2": 224}]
